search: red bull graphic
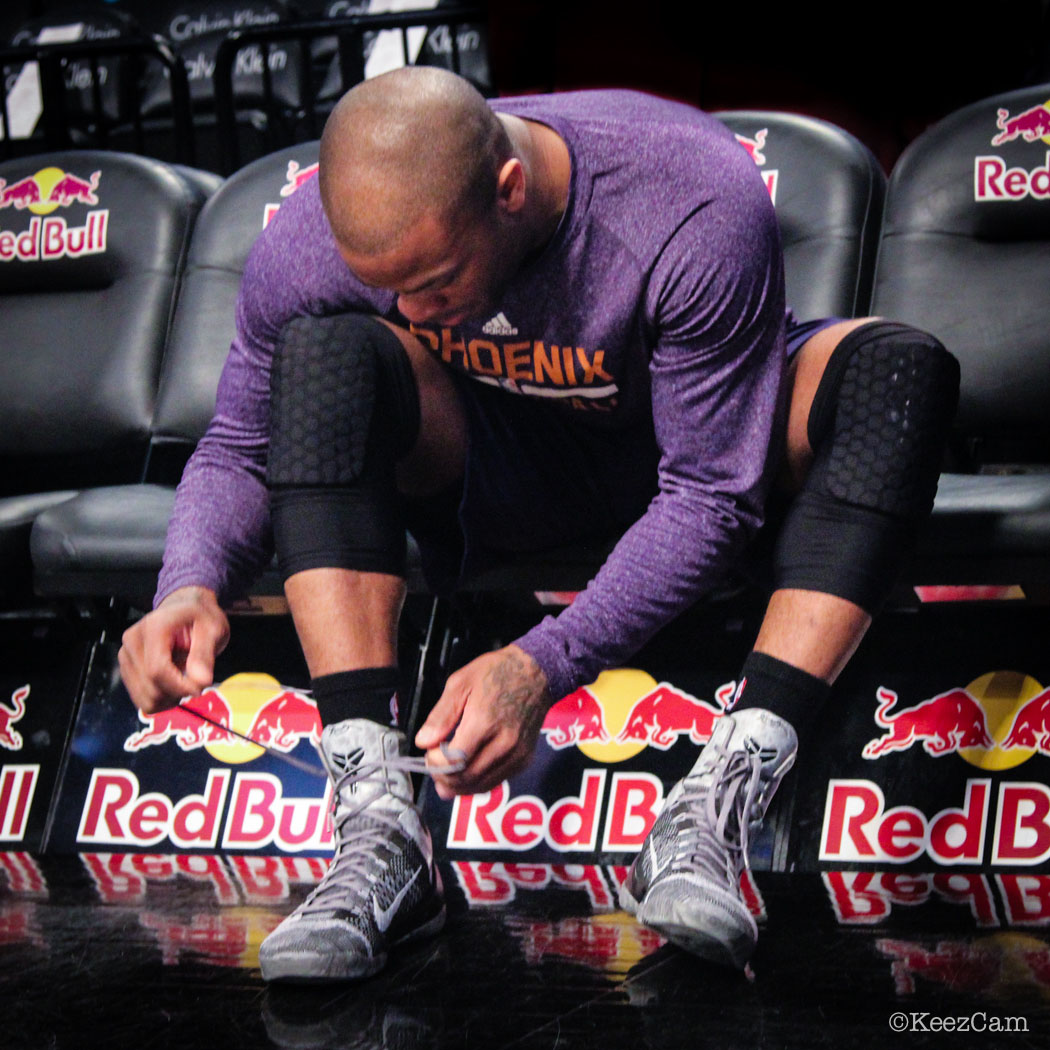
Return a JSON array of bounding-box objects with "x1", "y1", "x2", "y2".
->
[
  {"x1": 123, "y1": 674, "x2": 322, "y2": 764},
  {"x1": 280, "y1": 160, "x2": 318, "y2": 197},
  {"x1": 0, "y1": 168, "x2": 102, "y2": 215},
  {"x1": 821, "y1": 777, "x2": 1050, "y2": 866},
  {"x1": 991, "y1": 104, "x2": 1050, "y2": 146},
  {"x1": 81, "y1": 852, "x2": 326, "y2": 906},
  {"x1": 976, "y1": 105, "x2": 1050, "y2": 201},
  {"x1": 539, "y1": 670, "x2": 728, "y2": 763},
  {"x1": 0, "y1": 765, "x2": 39, "y2": 842},
  {"x1": 125, "y1": 692, "x2": 234, "y2": 752},
  {"x1": 1000, "y1": 688, "x2": 1050, "y2": 752},
  {"x1": 878, "y1": 934, "x2": 1050, "y2": 1004},
  {"x1": 863, "y1": 672, "x2": 1050, "y2": 771},
  {"x1": 263, "y1": 159, "x2": 319, "y2": 226},
  {"x1": 823, "y1": 871, "x2": 1000, "y2": 927},
  {"x1": 541, "y1": 688, "x2": 609, "y2": 749},
  {"x1": 448, "y1": 670, "x2": 729, "y2": 854},
  {"x1": 615, "y1": 682, "x2": 731, "y2": 750},
  {"x1": 0, "y1": 685, "x2": 28, "y2": 751},
  {"x1": 76, "y1": 767, "x2": 333, "y2": 852},
  {"x1": 863, "y1": 686, "x2": 993, "y2": 759},
  {"x1": 734, "y1": 129, "x2": 778, "y2": 202}
]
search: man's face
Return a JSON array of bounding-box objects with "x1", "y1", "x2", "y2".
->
[{"x1": 338, "y1": 205, "x2": 518, "y2": 328}]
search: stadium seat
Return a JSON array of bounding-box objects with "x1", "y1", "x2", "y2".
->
[
  {"x1": 31, "y1": 142, "x2": 321, "y2": 608},
  {"x1": 870, "y1": 83, "x2": 1050, "y2": 600},
  {"x1": 0, "y1": 149, "x2": 217, "y2": 605}
]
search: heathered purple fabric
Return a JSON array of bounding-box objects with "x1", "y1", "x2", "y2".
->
[{"x1": 157, "y1": 89, "x2": 786, "y2": 702}]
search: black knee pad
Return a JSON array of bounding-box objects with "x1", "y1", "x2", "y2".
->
[
  {"x1": 266, "y1": 313, "x2": 421, "y2": 580},
  {"x1": 267, "y1": 313, "x2": 420, "y2": 487},
  {"x1": 774, "y1": 321, "x2": 960, "y2": 613},
  {"x1": 806, "y1": 321, "x2": 960, "y2": 520}
]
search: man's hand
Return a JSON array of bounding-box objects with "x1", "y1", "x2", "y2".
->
[
  {"x1": 415, "y1": 645, "x2": 553, "y2": 800},
  {"x1": 118, "y1": 586, "x2": 230, "y2": 714}
]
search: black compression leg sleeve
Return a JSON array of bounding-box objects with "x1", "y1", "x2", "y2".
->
[
  {"x1": 773, "y1": 321, "x2": 960, "y2": 613},
  {"x1": 266, "y1": 313, "x2": 421, "y2": 580}
]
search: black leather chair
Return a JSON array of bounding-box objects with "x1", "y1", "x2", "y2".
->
[
  {"x1": 716, "y1": 111, "x2": 886, "y2": 320},
  {"x1": 870, "y1": 84, "x2": 1050, "y2": 600},
  {"x1": 31, "y1": 141, "x2": 320, "y2": 608},
  {"x1": 0, "y1": 149, "x2": 217, "y2": 605}
]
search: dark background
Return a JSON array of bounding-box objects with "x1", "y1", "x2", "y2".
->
[{"x1": 2, "y1": 0, "x2": 1049, "y2": 171}]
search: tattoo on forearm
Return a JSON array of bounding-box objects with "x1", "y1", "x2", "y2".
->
[{"x1": 487, "y1": 651, "x2": 551, "y2": 735}]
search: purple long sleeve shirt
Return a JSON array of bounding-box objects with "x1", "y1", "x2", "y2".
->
[{"x1": 157, "y1": 89, "x2": 787, "y2": 702}]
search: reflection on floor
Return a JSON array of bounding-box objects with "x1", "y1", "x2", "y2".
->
[{"x1": 3, "y1": 852, "x2": 1050, "y2": 1049}]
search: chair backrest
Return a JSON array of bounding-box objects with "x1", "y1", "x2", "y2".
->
[
  {"x1": 716, "y1": 110, "x2": 886, "y2": 320},
  {"x1": 871, "y1": 84, "x2": 1050, "y2": 467},
  {"x1": 149, "y1": 139, "x2": 321, "y2": 480},
  {"x1": 0, "y1": 149, "x2": 213, "y2": 494}
]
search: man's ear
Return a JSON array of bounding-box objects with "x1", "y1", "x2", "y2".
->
[{"x1": 496, "y1": 158, "x2": 526, "y2": 215}]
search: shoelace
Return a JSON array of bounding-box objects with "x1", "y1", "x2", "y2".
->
[
  {"x1": 300, "y1": 747, "x2": 465, "y2": 916},
  {"x1": 672, "y1": 745, "x2": 764, "y2": 887}
]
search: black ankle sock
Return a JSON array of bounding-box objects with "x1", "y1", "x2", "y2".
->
[
  {"x1": 730, "y1": 651, "x2": 830, "y2": 734},
  {"x1": 311, "y1": 667, "x2": 402, "y2": 729}
]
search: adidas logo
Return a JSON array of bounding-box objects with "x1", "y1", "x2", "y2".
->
[{"x1": 481, "y1": 312, "x2": 518, "y2": 336}]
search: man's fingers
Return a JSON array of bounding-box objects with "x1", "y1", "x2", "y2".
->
[
  {"x1": 183, "y1": 613, "x2": 228, "y2": 693},
  {"x1": 415, "y1": 675, "x2": 470, "y2": 750}
]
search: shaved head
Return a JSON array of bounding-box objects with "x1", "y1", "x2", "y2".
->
[{"x1": 319, "y1": 67, "x2": 512, "y2": 256}]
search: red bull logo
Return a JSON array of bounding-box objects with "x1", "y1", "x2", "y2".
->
[
  {"x1": 263, "y1": 158, "x2": 319, "y2": 226},
  {"x1": 863, "y1": 672, "x2": 1049, "y2": 771},
  {"x1": 449, "y1": 670, "x2": 728, "y2": 854},
  {"x1": 0, "y1": 168, "x2": 108, "y2": 262},
  {"x1": 878, "y1": 933, "x2": 1050, "y2": 1003},
  {"x1": 540, "y1": 669, "x2": 728, "y2": 762},
  {"x1": 0, "y1": 764, "x2": 39, "y2": 842},
  {"x1": 976, "y1": 105, "x2": 1050, "y2": 201},
  {"x1": 123, "y1": 673, "x2": 321, "y2": 764},
  {"x1": 280, "y1": 160, "x2": 318, "y2": 197},
  {"x1": 734, "y1": 129, "x2": 778, "y2": 202},
  {"x1": 991, "y1": 103, "x2": 1050, "y2": 146},
  {"x1": 0, "y1": 168, "x2": 100, "y2": 214},
  {"x1": 0, "y1": 685, "x2": 28, "y2": 751}
]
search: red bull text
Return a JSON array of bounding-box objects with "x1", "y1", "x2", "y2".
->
[
  {"x1": 76, "y1": 768, "x2": 333, "y2": 852},
  {"x1": 447, "y1": 771, "x2": 665, "y2": 852},
  {"x1": 820, "y1": 778, "x2": 1050, "y2": 865}
]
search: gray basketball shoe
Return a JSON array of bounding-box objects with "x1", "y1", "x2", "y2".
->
[
  {"x1": 259, "y1": 718, "x2": 445, "y2": 982},
  {"x1": 618, "y1": 708, "x2": 798, "y2": 969}
]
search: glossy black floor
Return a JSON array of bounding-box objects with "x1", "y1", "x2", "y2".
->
[{"x1": 3, "y1": 852, "x2": 1049, "y2": 1049}]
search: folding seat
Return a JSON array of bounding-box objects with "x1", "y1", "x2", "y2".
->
[
  {"x1": 31, "y1": 141, "x2": 321, "y2": 608},
  {"x1": 0, "y1": 149, "x2": 216, "y2": 605},
  {"x1": 869, "y1": 83, "x2": 1050, "y2": 599}
]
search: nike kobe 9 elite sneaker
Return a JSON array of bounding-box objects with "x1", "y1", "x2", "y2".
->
[
  {"x1": 619, "y1": 708, "x2": 797, "y2": 969},
  {"x1": 259, "y1": 719, "x2": 445, "y2": 982}
]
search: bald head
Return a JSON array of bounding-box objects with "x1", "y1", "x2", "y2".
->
[{"x1": 319, "y1": 67, "x2": 512, "y2": 256}]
